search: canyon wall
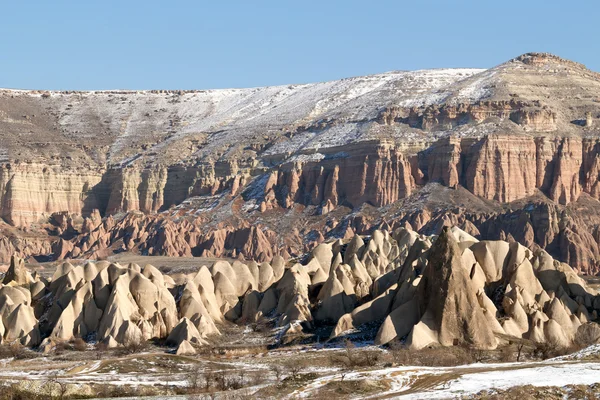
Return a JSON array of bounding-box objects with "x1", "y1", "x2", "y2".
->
[
  {"x1": 259, "y1": 141, "x2": 418, "y2": 213},
  {"x1": 259, "y1": 134, "x2": 600, "y2": 211},
  {"x1": 2, "y1": 135, "x2": 600, "y2": 225},
  {"x1": 379, "y1": 100, "x2": 558, "y2": 132},
  {"x1": 0, "y1": 163, "x2": 104, "y2": 227},
  {"x1": 421, "y1": 134, "x2": 590, "y2": 205}
]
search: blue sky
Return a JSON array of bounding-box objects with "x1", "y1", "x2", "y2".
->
[{"x1": 1, "y1": 0, "x2": 596, "y2": 90}]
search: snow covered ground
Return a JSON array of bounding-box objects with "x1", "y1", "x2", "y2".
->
[
  {"x1": 1, "y1": 347, "x2": 599, "y2": 399},
  {"x1": 289, "y1": 357, "x2": 600, "y2": 399},
  {"x1": 1, "y1": 66, "x2": 491, "y2": 166},
  {"x1": 400, "y1": 362, "x2": 600, "y2": 399}
]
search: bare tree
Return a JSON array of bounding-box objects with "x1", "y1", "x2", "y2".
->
[
  {"x1": 284, "y1": 360, "x2": 304, "y2": 381},
  {"x1": 516, "y1": 342, "x2": 525, "y2": 362},
  {"x1": 270, "y1": 364, "x2": 282, "y2": 382},
  {"x1": 185, "y1": 364, "x2": 203, "y2": 393}
]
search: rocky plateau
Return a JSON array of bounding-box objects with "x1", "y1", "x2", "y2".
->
[{"x1": 2, "y1": 52, "x2": 600, "y2": 276}]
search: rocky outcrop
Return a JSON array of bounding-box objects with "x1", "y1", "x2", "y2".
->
[
  {"x1": 0, "y1": 164, "x2": 104, "y2": 227},
  {"x1": 406, "y1": 228, "x2": 497, "y2": 349},
  {"x1": 258, "y1": 141, "x2": 417, "y2": 212},
  {"x1": 419, "y1": 135, "x2": 587, "y2": 204},
  {"x1": 0, "y1": 232, "x2": 53, "y2": 265},
  {"x1": 104, "y1": 161, "x2": 252, "y2": 215},
  {"x1": 2, "y1": 255, "x2": 32, "y2": 286},
  {"x1": 55, "y1": 213, "x2": 280, "y2": 263},
  {"x1": 378, "y1": 201, "x2": 600, "y2": 275},
  {"x1": 330, "y1": 227, "x2": 599, "y2": 349},
  {"x1": 3, "y1": 226, "x2": 596, "y2": 352},
  {"x1": 423, "y1": 137, "x2": 462, "y2": 188},
  {"x1": 463, "y1": 135, "x2": 538, "y2": 203},
  {"x1": 3, "y1": 52, "x2": 600, "y2": 280},
  {"x1": 380, "y1": 100, "x2": 557, "y2": 132}
]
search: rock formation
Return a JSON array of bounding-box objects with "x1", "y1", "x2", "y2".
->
[
  {"x1": 328, "y1": 227, "x2": 599, "y2": 350},
  {"x1": 3, "y1": 52, "x2": 600, "y2": 276},
  {"x1": 0, "y1": 225, "x2": 597, "y2": 352}
]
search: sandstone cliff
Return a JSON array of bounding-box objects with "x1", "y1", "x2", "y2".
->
[{"x1": 2, "y1": 53, "x2": 600, "y2": 275}]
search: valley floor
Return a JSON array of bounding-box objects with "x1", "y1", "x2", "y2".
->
[{"x1": 1, "y1": 342, "x2": 599, "y2": 399}]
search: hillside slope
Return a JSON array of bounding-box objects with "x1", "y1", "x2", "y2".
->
[{"x1": 2, "y1": 52, "x2": 600, "y2": 273}]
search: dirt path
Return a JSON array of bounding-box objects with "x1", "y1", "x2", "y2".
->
[
  {"x1": 371, "y1": 360, "x2": 600, "y2": 399},
  {"x1": 285, "y1": 359, "x2": 600, "y2": 399}
]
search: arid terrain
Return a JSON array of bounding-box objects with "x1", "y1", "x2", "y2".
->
[
  {"x1": 3, "y1": 52, "x2": 600, "y2": 276},
  {"x1": 0, "y1": 226, "x2": 598, "y2": 398},
  {"x1": 1, "y1": 336, "x2": 600, "y2": 399},
  {"x1": 1, "y1": 52, "x2": 600, "y2": 399}
]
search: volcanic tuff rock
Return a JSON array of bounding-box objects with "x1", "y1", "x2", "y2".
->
[
  {"x1": 4, "y1": 53, "x2": 600, "y2": 274},
  {"x1": 0, "y1": 226, "x2": 598, "y2": 351}
]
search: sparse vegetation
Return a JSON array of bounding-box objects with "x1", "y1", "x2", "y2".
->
[
  {"x1": 119, "y1": 334, "x2": 150, "y2": 355},
  {"x1": 388, "y1": 341, "x2": 484, "y2": 367},
  {"x1": 312, "y1": 379, "x2": 391, "y2": 398},
  {"x1": 71, "y1": 338, "x2": 87, "y2": 352},
  {"x1": 328, "y1": 340, "x2": 381, "y2": 370}
]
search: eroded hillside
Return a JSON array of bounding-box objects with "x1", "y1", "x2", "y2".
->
[{"x1": 2, "y1": 53, "x2": 600, "y2": 274}]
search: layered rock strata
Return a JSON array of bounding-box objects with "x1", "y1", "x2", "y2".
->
[
  {"x1": 2, "y1": 134, "x2": 598, "y2": 228},
  {"x1": 2, "y1": 52, "x2": 600, "y2": 279}
]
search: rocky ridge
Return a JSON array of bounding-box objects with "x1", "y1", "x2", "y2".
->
[{"x1": 3, "y1": 53, "x2": 600, "y2": 274}]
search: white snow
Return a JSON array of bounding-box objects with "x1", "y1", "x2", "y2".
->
[
  {"x1": 549, "y1": 344, "x2": 600, "y2": 361},
  {"x1": 1, "y1": 67, "x2": 489, "y2": 165},
  {"x1": 288, "y1": 352, "x2": 600, "y2": 399},
  {"x1": 397, "y1": 362, "x2": 600, "y2": 399}
]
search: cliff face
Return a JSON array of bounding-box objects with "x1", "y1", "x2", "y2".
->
[
  {"x1": 2, "y1": 134, "x2": 597, "y2": 227},
  {"x1": 422, "y1": 135, "x2": 585, "y2": 205},
  {"x1": 380, "y1": 100, "x2": 558, "y2": 132},
  {"x1": 259, "y1": 142, "x2": 417, "y2": 213},
  {"x1": 3, "y1": 52, "x2": 600, "y2": 274},
  {"x1": 0, "y1": 164, "x2": 104, "y2": 227}
]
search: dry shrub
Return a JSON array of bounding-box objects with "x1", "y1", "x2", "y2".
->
[
  {"x1": 93, "y1": 341, "x2": 110, "y2": 360},
  {"x1": 251, "y1": 316, "x2": 272, "y2": 333},
  {"x1": 270, "y1": 364, "x2": 283, "y2": 383},
  {"x1": 214, "y1": 369, "x2": 245, "y2": 391},
  {"x1": 312, "y1": 379, "x2": 391, "y2": 399},
  {"x1": 43, "y1": 372, "x2": 69, "y2": 400},
  {"x1": 470, "y1": 384, "x2": 599, "y2": 399},
  {"x1": 389, "y1": 342, "x2": 479, "y2": 367},
  {"x1": 185, "y1": 364, "x2": 204, "y2": 393},
  {"x1": 93, "y1": 382, "x2": 159, "y2": 399},
  {"x1": 0, "y1": 349, "x2": 12, "y2": 360},
  {"x1": 0, "y1": 384, "x2": 45, "y2": 400},
  {"x1": 574, "y1": 323, "x2": 600, "y2": 349},
  {"x1": 283, "y1": 360, "x2": 304, "y2": 381},
  {"x1": 72, "y1": 338, "x2": 87, "y2": 352},
  {"x1": 498, "y1": 344, "x2": 515, "y2": 362},
  {"x1": 530, "y1": 340, "x2": 569, "y2": 360},
  {"x1": 119, "y1": 334, "x2": 150, "y2": 355},
  {"x1": 328, "y1": 340, "x2": 381, "y2": 370},
  {"x1": 7, "y1": 343, "x2": 35, "y2": 360},
  {"x1": 495, "y1": 341, "x2": 527, "y2": 363},
  {"x1": 182, "y1": 364, "x2": 250, "y2": 395}
]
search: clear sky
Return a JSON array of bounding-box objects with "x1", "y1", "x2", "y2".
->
[{"x1": 1, "y1": 0, "x2": 596, "y2": 90}]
